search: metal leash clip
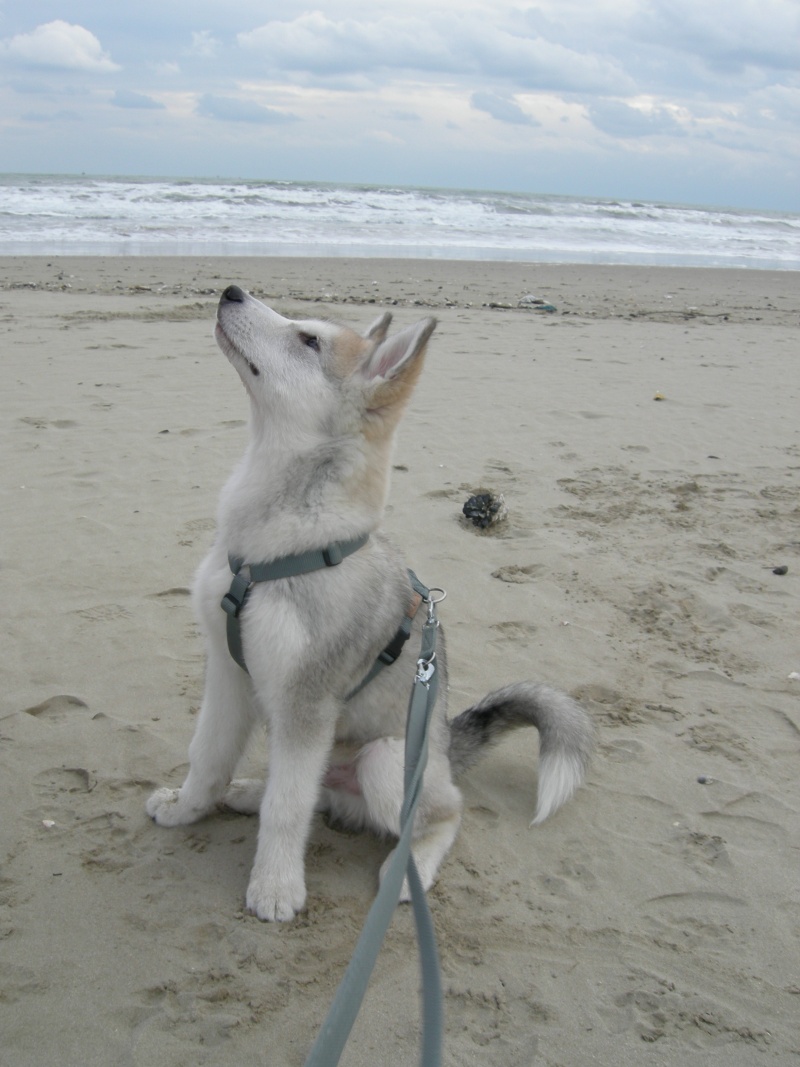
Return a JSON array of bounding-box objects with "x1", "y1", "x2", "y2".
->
[
  {"x1": 416, "y1": 657, "x2": 436, "y2": 686},
  {"x1": 423, "y1": 587, "x2": 446, "y2": 626}
]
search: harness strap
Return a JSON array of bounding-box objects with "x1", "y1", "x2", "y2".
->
[
  {"x1": 221, "y1": 535, "x2": 370, "y2": 673},
  {"x1": 344, "y1": 573, "x2": 427, "y2": 699},
  {"x1": 230, "y1": 533, "x2": 369, "y2": 584},
  {"x1": 222, "y1": 537, "x2": 428, "y2": 696}
]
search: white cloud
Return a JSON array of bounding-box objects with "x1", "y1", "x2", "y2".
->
[
  {"x1": 237, "y1": 12, "x2": 633, "y2": 93},
  {"x1": 188, "y1": 31, "x2": 218, "y2": 59},
  {"x1": 1, "y1": 20, "x2": 120, "y2": 73}
]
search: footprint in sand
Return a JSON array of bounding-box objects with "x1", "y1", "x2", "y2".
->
[
  {"x1": 18, "y1": 416, "x2": 78, "y2": 430},
  {"x1": 177, "y1": 517, "x2": 216, "y2": 546},
  {"x1": 23, "y1": 694, "x2": 88, "y2": 722},
  {"x1": 73, "y1": 603, "x2": 132, "y2": 623},
  {"x1": 490, "y1": 621, "x2": 538, "y2": 642},
  {"x1": 491, "y1": 563, "x2": 544, "y2": 583},
  {"x1": 599, "y1": 738, "x2": 650, "y2": 763},
  {"x1": 538, "y1": 856, "x2": 598, "y2": 899},
  {"x1": 34, "y1": 766, "x2": 97, "y2": 796},
  {"x1": 615, "y1": 980, "x2": 768, "y2": 1047}
]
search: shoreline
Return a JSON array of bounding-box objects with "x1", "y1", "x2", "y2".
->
[
  {"x1": 1, "y1": 255, "x2": 798, "y2": 325},
  {"x1": 1, "y1": 256, "x2": 799, "y2": 1066}
]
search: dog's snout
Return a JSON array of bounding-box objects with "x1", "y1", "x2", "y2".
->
[{"x1": 221, "y1": 285, "x2": 246, "y2": 304}]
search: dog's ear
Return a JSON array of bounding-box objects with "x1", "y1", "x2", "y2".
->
[
  {"x1": 361, "y1": 318, "x2": 436, "y2": 383},
  {"x1": 364, "y1": 311, "x2": 393, "y2": 344}
]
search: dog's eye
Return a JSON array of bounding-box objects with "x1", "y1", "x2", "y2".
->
[{"x1": 299, "y1": 332, "x2": 321, "y2": 352}]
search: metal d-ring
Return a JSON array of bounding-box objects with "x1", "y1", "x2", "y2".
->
[{"x1": 423, "y1": 586, "x2": 446, "y2": 624}]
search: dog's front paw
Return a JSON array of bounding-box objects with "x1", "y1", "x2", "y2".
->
[
  {"x1": 146, "y1": 786, "x2": 208, "y2": 827},
  {"x1": 246, "y1": 872, "x2": 307, "y2": 922}
]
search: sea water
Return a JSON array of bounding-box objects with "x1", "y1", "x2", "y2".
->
[{"x1": 0, "y1": 173, "x2": 797, "y2": 269}]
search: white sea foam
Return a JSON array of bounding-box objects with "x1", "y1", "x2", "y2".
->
[{"x1": 0, "y1": 174, "x2": 798, "y2": 269}]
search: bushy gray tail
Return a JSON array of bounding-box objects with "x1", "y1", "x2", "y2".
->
[{"x1": 448, "y1": 682, "x2": 593, "y2": 824}]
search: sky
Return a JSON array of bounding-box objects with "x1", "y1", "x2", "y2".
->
[{"x1": 1, "y1": 1, "x2": 798, "y2": 211}]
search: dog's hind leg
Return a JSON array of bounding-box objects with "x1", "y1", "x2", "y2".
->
[
  {"x1": 147, "y1": 645, "x2": 256, "y2": 826},
  {"x1": 352, "y1": 738, "x2": 464, "y2": 899}
]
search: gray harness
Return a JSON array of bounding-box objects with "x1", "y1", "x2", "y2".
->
[{"x1": 221, "y1": 536, "x2": 429, "y2": 695}]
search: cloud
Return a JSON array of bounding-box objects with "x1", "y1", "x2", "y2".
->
[
  {"x1": 587, "y1": 99, "x2": 685, "y2": 138},
  {"x1": 112, "y1": 89, "x2": 164, "y2": 110},
  {"x1": 237, "y1": 12, "x2": 633, "y2": 93},
  {"x1": 0, "y1": 20, "x2": 120, "y2": 73},
  {"x1": 187, "y1": 31, "x2": 218, "y2": 59},
  {"x1": 196, "y1": 94, "x2": 297, "y2": 124},
  {"x1": 471, "y1": 91, "x2": 540, "y2": 126},
  {"x1": 635, "y1": 0, "x2": 800, "y2": 75},
  {"x1": 21, "y1": 108, "x2": 83, "y2": 124}
]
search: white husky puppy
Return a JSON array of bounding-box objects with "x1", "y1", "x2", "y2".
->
[{"x1": 147, "y1": 286, "x2": 593, "y2": 921}]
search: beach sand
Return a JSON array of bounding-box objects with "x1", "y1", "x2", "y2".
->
[{"x1": 1, "y1": 256, "x2": 798, "y2": 1066}]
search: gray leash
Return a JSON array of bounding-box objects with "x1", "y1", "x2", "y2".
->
[{"x1": 304, "y1": 589, "x2": 446, "y2": 1067}]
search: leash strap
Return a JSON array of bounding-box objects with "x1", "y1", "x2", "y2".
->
[{"x1": 304, "y1": 605, "x2": 443, "y2": 1067}]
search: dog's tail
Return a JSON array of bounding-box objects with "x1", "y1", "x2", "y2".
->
[{"x1": 447, "y1": 682, "x2": 593, "y2": 824}]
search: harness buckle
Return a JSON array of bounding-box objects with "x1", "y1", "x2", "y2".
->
[
  {"x1": 322, "y1": 543, "x2": 344, "y2": 566},
  {"x1": 221, "y1": 571, "x2": 252, "y2": 618}
]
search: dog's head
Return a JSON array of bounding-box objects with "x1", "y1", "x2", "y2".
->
[{"x1": 214, "y1": 285, "x2": 435, "y2": 444}]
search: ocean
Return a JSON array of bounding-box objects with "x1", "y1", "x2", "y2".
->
[{"x1": 1, "y1": 173, "x2": 798, "y2": 270}]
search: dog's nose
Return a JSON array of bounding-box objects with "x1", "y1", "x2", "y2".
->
[{"x1": 221, "y1": 285, "x2": 246, "y2": 303}]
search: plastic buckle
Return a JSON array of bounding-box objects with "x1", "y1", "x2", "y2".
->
[
  {"x1": 221, "y1": 572, "x2": 252, "y2": 618},
  {"x1": 323, "y1": 543, "x2": 344, "y2": 567}
]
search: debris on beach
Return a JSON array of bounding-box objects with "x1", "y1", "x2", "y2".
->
[
  {"x1": 518, "y1": 294, "x2": 558, "y2": 312},
  {"x1": 485, "y1": 295, "x2": 557, "y2": 312},
  {"x1": 772, "y1": 565, "x2": 789, "y2": 575},
  {"x1": 653, "y1": 391, "x2": 666, "y2": 400},
  {"x1": 462, "y1": 491, "x2": 508, "y2": 530}
]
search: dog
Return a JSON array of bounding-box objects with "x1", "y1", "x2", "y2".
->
[{"x1": 146, "y1": 285, "x2": 593, "y2": 921}]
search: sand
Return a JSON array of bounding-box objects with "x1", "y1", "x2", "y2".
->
[{"x1": 1, "y1": 256, "x2": 798, "y2": 1066}]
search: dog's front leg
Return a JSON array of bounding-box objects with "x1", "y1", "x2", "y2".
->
[
  {"x1": 246, "y1": 704, "x2": 337, "y2": 921},
  {"x1": 147, "y1": 643, "x2": 255, "y2": 826}
]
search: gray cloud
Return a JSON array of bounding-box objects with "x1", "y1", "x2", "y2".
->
[
  {"x1": 634, "y1": 0, "x2": 800, "y2": 74},
  {"x1": 471, "y1": 91, "x2": 540, "y2": 126},
  {"x1": 196, "y1": 94, "x2": 297, "y2": 124},
  {"x1": 112, "y1": 89, "x2": 164, "y2": 110},
  {"x1": 587, "y1": 99, "x2": 685, "y2": 138}
]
